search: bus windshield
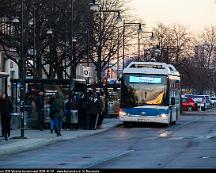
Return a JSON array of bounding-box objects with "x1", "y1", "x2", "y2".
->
[{"x1": 121, "y1": 74, "x2": 168, "y2": 107}]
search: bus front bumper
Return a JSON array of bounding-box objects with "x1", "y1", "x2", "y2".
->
[{"x1": 119, "y1": 115, "x2": 169, "y2": 124}]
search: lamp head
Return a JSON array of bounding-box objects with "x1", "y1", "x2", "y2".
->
[
  {"x1": 46, "y1": 29, "x2": 53, "y2": 35},
  {"x1": 116, "y1": 12, "x2": 123, "y2": 23},
  {"x1": 137, "y1": 23, "x2": 143, "y2": 34},
  {"x1": 72, "y1": 37, "x2": 77, "y2": 42},
  {"x1": 12, "y1": 17, "x2": 19, "y2": 23},
  {"x1": 150, "y1": 32, "x2": 155, "y2": 40},
  {"x1": 90, "y1": 0, "x2": 99, "y2": 11}
]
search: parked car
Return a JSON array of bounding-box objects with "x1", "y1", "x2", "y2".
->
[
  {"x1": 181, "y1": 96, "x2": 197, "y2": 111},
  {"x1": 198, "y1": 95, "x2": 212, "y2": 109},
  {"x1": 191, "y1": 95, "x2": 212, "y2": 111},
  {"x1": 210, "y1": 97, "x2": 216, "y2": 106}
]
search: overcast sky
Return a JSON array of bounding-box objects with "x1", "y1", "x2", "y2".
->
[{"x1": 127, "y1": 0, "x2": 216, "y2": 32}]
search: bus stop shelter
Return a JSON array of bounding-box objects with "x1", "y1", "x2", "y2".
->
[
  {"x1": 10, "y1": 78, "x2": 87, "y2": 128},
  {"x1": 0, "y1": 72, "x2": 9, "y2": 94}
]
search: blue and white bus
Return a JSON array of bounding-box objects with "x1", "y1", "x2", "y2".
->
[{"x1": 119, "y1": 62, "x2": 181, "y2": 127}]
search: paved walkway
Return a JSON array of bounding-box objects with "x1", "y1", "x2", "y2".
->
[{"x1": 0, "y1": 118, "x2": 122, "y2": 157}]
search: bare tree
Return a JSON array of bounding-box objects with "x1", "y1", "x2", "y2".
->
[
  {"x1": 0, "y1": 0, "x2": 91, "y2": 79},
  {"x1": 87, "y1": 0, "x2": 141, "y2": 82}
]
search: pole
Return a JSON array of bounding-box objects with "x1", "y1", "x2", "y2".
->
[
  {"x1": 166, "y1": 46, "x2": 169, "y2": 63},
  {"x1": 69, "y1": 0, "x2": 74, "y2": 95},
  {"x1": 138, "y1": 31, "x2": 140, "y2": 61},
  {"x1": 98, "y1": 7, "x2": 102, "y2": 83},
  {"x1": 20, "y1": 0, "x2": 26, "y2": 138},
  {"x1": 33, "y1": 5, "x2": 36, "y2": 77},
  {"x1": 122, "y1": 20, "x2": 125, "y2": 69},
  {"x1": 117, "y1": 27, "x2": 120, "y2": 80}
]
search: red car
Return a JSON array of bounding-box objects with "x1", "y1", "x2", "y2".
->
[{"x1": 181, "y1": 97, "x2": 197, "y2": 111}]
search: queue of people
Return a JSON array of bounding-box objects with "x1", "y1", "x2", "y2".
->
[
  {"x1": 47, "y1": 88, "x2": 106, "y2": 136},
  {"x1": 64, "y1": 89, "x2": 105, "y2": 130},
  {"x1": 0, "y1": 87, "x2": 107, "y2": 140}
]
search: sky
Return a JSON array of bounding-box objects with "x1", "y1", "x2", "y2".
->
[{"x1": 127, "y1": 0, "x2": 216, "y2": 33}]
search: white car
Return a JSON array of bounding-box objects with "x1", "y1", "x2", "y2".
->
[{"x1": 210, "y1": 97, "x2": 216, "y2": 106}]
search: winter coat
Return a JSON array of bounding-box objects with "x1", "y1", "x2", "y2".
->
[
  {"x1": 35, "y1": 95, "x2": 43, "y2": 110},
  {"x1": 52, "y1": 93, "x2": 64, "y2": 119},
  {"x1": 86, "y1": 93, "x2": 101, "y2": 115},
  {"x1": 0, "y1": 98, "x2": 13, "y2": 116}
]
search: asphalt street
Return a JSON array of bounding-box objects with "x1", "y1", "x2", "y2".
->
[{"x1": 0, "y1": 109, "x2": 216, "y2": 169}]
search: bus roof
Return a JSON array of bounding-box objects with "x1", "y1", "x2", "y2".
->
[{"x1": 123, "y1": 62, "x2": 180, "y2": 76}]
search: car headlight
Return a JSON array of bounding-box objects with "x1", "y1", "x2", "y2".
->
[{"x1": 160, "y1": 113, "x2": 168, "y2": 118}]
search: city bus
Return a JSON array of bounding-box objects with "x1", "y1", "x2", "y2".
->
[{"x1": 119, "y1": 62, "x2": 181, "y2": 127}]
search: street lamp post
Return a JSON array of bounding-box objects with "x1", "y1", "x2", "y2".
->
[
  {"x1": 69, "y1": 0, "x2": 75, "y2": 96},
  {"x1": 20, "y1": 0, "x2": 26, "y2": 138},
  {"x1": 138, "y1": 31, "x2": 154, "y2": 61},
  {"x1": 122, "y1": 21, "x2": 143, "y2": 69},
  {"x1": 28, "y1": 5, "x2": 36, "y2": 77},
  {"x1": 10, "y1": 0, "x2": 27, "y2": 138},
  {"x1": 33, "y1": 5, "x2": 36, "y2": 77},
  {"x1": 117, "y1": 27, "x2": 120, "y2": 80},
  {"x1": 90, "y1": 0, "x2": 122, "y2": 83}
]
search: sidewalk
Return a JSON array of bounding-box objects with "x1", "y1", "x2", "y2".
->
[{"x1": 0, "y1": 118, "x2": 122, "y2": 157}]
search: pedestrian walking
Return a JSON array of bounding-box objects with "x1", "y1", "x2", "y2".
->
[
  {"x1": 0, "y1": 92, "x2": 13, "y2": 140},
  {"x1": 49, "y1": 95, "x2": 55, "y2": 134},
  {"x1": 52, "y1": 91, "x2": 64, "y2": 136},
  {"x1": 86, "y1": 89, "x2": 101, "y2": 130},
  {"x1": 97, "y1": 91, "x2": 106, "y2": 129},
  {"x1": 35, "y1": 91, "x2": 44, "y2": 131}
]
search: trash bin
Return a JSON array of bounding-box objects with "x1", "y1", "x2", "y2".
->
[
  {"x1": 71, "y1": 110, "x2": 78, "y2": 128},
  {"x1": 10, "y1": 112, "x2": 22, "y2": 129}
]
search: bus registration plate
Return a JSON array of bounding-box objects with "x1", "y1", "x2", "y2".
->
[{"x1": 138, "y1": 118, "x2": 150, "y2": 122}]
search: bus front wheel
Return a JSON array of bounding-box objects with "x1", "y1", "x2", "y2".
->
[
  {"x1": 166, "y1": 114, "x2": 172, "y2": 127},
  {"x1": 124, "y1": 122, "x2": 132, "y2": 128}
]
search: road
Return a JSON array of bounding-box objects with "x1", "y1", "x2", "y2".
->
[{"x1": 1, "y1": 109, "x2": 216, "y2": 169}]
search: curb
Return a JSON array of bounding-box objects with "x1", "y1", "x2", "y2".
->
[{"x1": 0, "y1": 122, "x2": 122, "y2": 157}]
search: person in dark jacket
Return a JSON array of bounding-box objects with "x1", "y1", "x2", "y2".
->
[
  {"x1": 97, "y1": 91, "x2": 106, "y2": 129},
  {"x1": 78, "y1": 92, "x2": 88, "y2": 129},
  {"x1": 35, "y1": 91, "x2": 44, "y2": 131},
  {"x1": 86, "y1": 89, "x2": 101, "y2": 130},
  {"x1": 0, "y1": 92, "x2": 13, "y2": 140}
]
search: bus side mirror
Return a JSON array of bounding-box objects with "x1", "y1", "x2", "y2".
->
[{"x1": 171, "y1": 97, "x2": 175, "y2": 105}]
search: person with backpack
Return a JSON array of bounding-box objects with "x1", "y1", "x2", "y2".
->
[{"x1": 86, "y1": 89, "x2": 101, "y2": 130}]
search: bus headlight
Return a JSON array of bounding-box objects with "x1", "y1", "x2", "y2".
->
[
  {"x1": 119, "y1": 111, "x2": 127, "y2": 117},
  {"x1": 160, "y1": 113, "x2": 168, "y2": 118}
]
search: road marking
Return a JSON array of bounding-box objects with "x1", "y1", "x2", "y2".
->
[{"x1": 84, "y1": 150, "x2": 135, "y2": 168}]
